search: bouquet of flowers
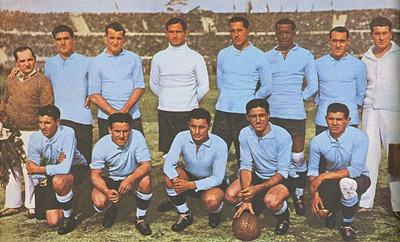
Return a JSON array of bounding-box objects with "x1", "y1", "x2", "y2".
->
[{"x1": 0, "y1": 111, "x2": 25, "y2": 186}]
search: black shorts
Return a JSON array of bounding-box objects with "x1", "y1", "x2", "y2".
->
[
  {"x1": 61, "y1": 119, "x2": 93, "y2": 163},
  {"x1": 181, "y1": 170, "x2": 229, "y2": 198},
  {"x1": 158, "y1": 110, "x2": 189, "y2": 154},
  {"x1": 318, "y1": 175, "x2": 371, "y2": 212},
  {"x1": 211, "y1": 110, "x2": 249, "y2": 160},
  {"x1": 251, "y1": 173, "x2": 289, "y2": 214},
  {"x1": 34, "y1": 165, "x2": 88, "y2": 219},
  {"x1": 269, "y1": 117, "x2": 306, "y2": 136}
]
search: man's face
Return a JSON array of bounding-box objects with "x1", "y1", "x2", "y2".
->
[
  {"x1": 371, "y1": 26, "x2": 392, "y2": 51},
  {"x1": 329, "y1": 31, "x2": 349, "y2": 59},
  {"x1": 276, "y1": 24, "x2": 295, "y2": 49},
  {"x1": 54, "y1": 31, "x2": 75, "y2": 58},
  {"x1": 326, "y1": 112, "x2": 350, "y2": 139},
  {"x1": 38, "y1": 115, "x2": 60, "y2": 139},
  {"x1": 105, "y1": 28, "x2": 125, "y2": 55},
  {"x1": 247, "y1": 107, "x2": 270, "y2": 136},
  {"x1": 166, "y1": 23, "x2": 186, "y2": 46},
  {"x1": 16, "y1": 49, "x2": 36, "y2": 75},
  {"x1": 188, "y1": 118, "x2": 210, "y2": 145},
  {"x1": 109, "y1": 122, "x2": 131, "y2": 147},
  {"x1": 229, "y1": 21, "x2": 249, "y2": 50}
]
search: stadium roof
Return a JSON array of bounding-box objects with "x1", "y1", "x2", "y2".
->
[{"x1": 1, "y1": 0, "x2": 399, "y2": 13}]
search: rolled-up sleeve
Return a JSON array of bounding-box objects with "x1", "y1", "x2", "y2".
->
[{"x1": 239, "y1": 131, "x2": 253, "y2": 172}]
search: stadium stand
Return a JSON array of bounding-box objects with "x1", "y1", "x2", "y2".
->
[{"x1": 0, "y1": 9, "x2": 399, "y2": 73}]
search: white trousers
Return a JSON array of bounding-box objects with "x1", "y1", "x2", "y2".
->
[
  {"x1": 4, "y1": 130, "x2": 36, "y2": 209},
  {"x1": 359, "y1": 108, "x2": 400, "y2": 212}
]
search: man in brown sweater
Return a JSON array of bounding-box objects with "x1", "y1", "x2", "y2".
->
[{"x1": 0, "y1": 46, "x2": 54, "y2": 218}]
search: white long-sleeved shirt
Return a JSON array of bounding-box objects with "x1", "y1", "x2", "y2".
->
[
  {"x1": 362, "y1": 41, "x2": 400, "y2": 112},
  {"x1": 150, "y1": 43, "x2": 209, "y2": 112}
]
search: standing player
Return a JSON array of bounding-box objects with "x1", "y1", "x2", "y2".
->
[
  {"x1": 150, "y1": 17, "x2": 209, "y2": 155},
  {"x1": 45, "y1": 25, "x2": 93, "y2": 164},
  {"x1": 212, "y1": 16, "x2": 272, "y2": 163},
  {"x1": 315, "y1": 26, "x2": 367, "y2": 134},
  {"x1": 162, "y1": 108, "x2": 228, "y2": 231},
  {"x1": 26, "y1": 105, "x2": 87, "y2": 235},
  {"x1": 89, "y1": 22, "x2": 145, "y2": 138},
  {"x1": 90, "y1": 113, "x2": 153, "y2": 236},
  {"x1": 308, "y1": 103, "x2": 370, "y2": 241},
  {"x1": 0, "y1": 46, "x2": 54, "y2": 218},
  {"x1": 225, "y1": 99, "x2": 292, "y2": 235},
  {"x1": 359, "y1": 17, "x2": 400, "y2": 219},
  {"x1": 266, "y1": 18, "x2": 318, "y2": 215}
]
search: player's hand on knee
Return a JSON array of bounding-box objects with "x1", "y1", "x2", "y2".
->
[
  {"x1": 106, "y1": 189, "x2": 120, "y2": 203},
  {"x1": 118, "y1": 177, "x2": 134, "y2": 194}
]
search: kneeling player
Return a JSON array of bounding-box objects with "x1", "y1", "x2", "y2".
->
[
  {"x1": 90, "y1": 113, "x2": 153, "y2": 235},
  {"x1": 163, "y1": 108, "x2": 228, "y2": 231},
  {"x1": 308, "y1": 103, "x2": 371, "y2": 241},
  {"x1": 26, "y1": 105, "x2": 87, "y2": 235},
  {"x1": 225, "y1": 99, "x2": 292, "y2": 235}
]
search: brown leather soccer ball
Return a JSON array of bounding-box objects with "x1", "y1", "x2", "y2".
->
[{"x1": 232, "y1": 211, "x2": 261, "y2": 241}]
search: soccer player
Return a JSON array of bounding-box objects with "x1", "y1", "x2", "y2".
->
[
  {"x1": 26, "y1": 105, "x2": 87, "y2": 235},
  {"x1": 308, "y1": 103, "x2": 370, "y2": 241},
  {"x1": 162, "y1": 108, "x2": 228, "y2": 231},
  {"x1": 0, "y1": 46, "x2": 54, "y2": 219},
  {"x1": 45, "y1": 24, "x2": 93, "y2": 164},
  {"x1": 359, "y1": 17, "x2": 400, "y2": 219},
  {"x1": 225, "y1": 99, "x2": 292, "y2": 235},
  {"x1": 90, "y1": 113, "x2": 152, "y2": 236},
  {"x1": 212, "y1": 16, "x2": 272, "y2": 164},
  {"x1": 266, "y1": 18, "x2": 318, "y2": 215},
  {"x1": 150, "y1": 17, "x2": 209, "y2": 155},
  {"x1": 315, "y1": 26, "x2": 367, "y2": 134},
  {"x1": 89, "y1": 22, "x2": 145, "y2": 138}
]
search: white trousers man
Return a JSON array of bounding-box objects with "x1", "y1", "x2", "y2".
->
[{"x1": 359, "y1": 108, "x2": 400, "y2": 212}]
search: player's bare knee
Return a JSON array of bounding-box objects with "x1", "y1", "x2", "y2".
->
[
  {"x1": 164, "y1": 175, "x2": 174, "y2": 188},
  {"x1": 204, "y1": 196, "x2": 220, "y2": 210},
  {"x1": 225, "y1": 188, "x2": 238, "y2": 203},
  {"x1": 264, "y1": 196, "x2": 280, "y2": 210},
  {"x1": 52, "y1": 175, "x2": 67, "y2": 192},
  {"x1": 138, "y1": 175, "x2": 152, "y2": 192}
]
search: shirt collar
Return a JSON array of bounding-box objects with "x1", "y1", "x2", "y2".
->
[
  {"x1": 56, "y1": 52, "x2": 76, "y2": 62},
  {"x1": 328, "y1": 52, "x2": 349, "y2": 61},
  {"x1": 17, "y1": 68, "x2": 37, "y2": 81},
  {"x1": 103, "y1": 48, "x2": 126, "y2": 57},
  {"x1": 188, "y1": 134, "x2": 211, "y2": 148},
  {"x1": 231, "y1": 42, "x2": 253, "y2": 54},
  {"x1": 326, "y1": 128, "x2": 349, "y2": 144},
  {"x1": 167, "y1": 42, "x2": 188, "y2": 50},
  {"x1": 250, "y1": 123, "x2": 275, "y2": 141},
  {"x1": 45, "y1": 126, "x2": 62, "y2": 144},
  {"x1": 272, "y1": 43, "x2": 299, "y2": 52}
]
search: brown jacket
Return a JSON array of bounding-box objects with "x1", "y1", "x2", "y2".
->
[{"x1": 0, "y1": 72, "x2": 54, "y2": 130}]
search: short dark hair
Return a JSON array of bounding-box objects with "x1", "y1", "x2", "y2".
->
[
  {"x1": 52, "y1": 24, "x2": 74, "y2": 39},
  {"x1": 326, "y1": 103, "x2": 349, "y2": 118},
  {"x1": 275, "y1": 18, "x2": 296, "y2": 31},
  {"x1": 38, "y1": 105, "x2": 60, "y2": 120},
  {"x1": 329, "y1": 26, "x2": 349, "y2": 39},
  {"x1": 229, "y1": 16, "x2": 249, "y2": 29},
  {"x1": 105, "y1": 22, "x2": 126, "y2": 36},
  {"x1": 165, "y1": 17, "x2": 187, "y2": 31},
  {"x1": 370, "y1": 16, "x2": 392, "y2": 31},
  {"x1": 108, "y1": 113, "x2": 133, "y2": 128},
  {"x1": 188, "y1": 108, "x2": 211, "y2": 124},
  {"x1": 246, "y1": 99, "x2": 270, "y2": 114},
  {"x1": 13, "y1": 46, "x2": 36, "y2": 61}
]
